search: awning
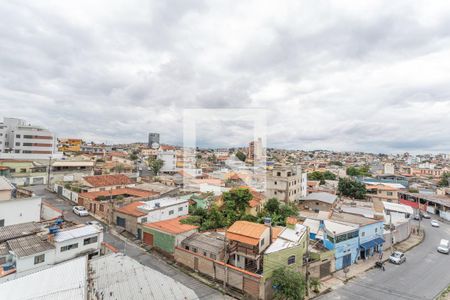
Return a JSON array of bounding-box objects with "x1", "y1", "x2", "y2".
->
[{"x1": 360, "y1": 237, "x2": 384, "y2": 250}]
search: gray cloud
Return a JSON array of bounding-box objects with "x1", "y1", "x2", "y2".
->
[{"x1": 1, "y1": 0, "x2": 450, "y2": 153}]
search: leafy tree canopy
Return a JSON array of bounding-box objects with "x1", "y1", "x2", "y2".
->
[
  {"x1": 338, "y1": 178, "x2": 366, "y2": 199},
  {"x1": 272, "y1": 267, "x2": 306, "y2": 300}
]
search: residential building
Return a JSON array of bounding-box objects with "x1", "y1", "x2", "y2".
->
[
  {"x1": 263, "y1": 224, "x2": 308, "y2": 279},
  {"x1": 298, "y1": 192, "x2": 338, "y2": 212},
  {"x1": 322, "y1": 220, "x2": 360, "y2": 270},
  {"x1": 0, "y1": 160, "x2": 47, "y2": 186},
  {"x1": 57, "y1": 138, "x2": 82, "y2": 152},
  {"x1": 365, "y1": 184, "x2": 400, "y2": 202},
  {"x1": 384, "y1": 162, "x2": 395, "y2": 174},
  {"x1": 148, "y1": 133, "x2": 160, "y2": 148},
  {"x1": 0, "y1": 117, "x2": 62, "y2": 160},
  {"x1": 158, "y1": 150, "x2": 177, "y2": 173},
  {"x1": 80, "y1": 174, "x2": 135, "y2": 192},
  {"x1": 180, "y1": 232, "x2": 225, "y2": 261},
  {"x1": 141, "y1": 217, "x2": 198, "y2": 255},
  {"x1": 0, "y1": 177, "x2": 42, "y2": 227},
  {"x1": 226, "y1": 221, "x2": 271, "y2": 272},
  {"x1": 330, "y1": 212, "x2": 384, "y2": 260},
  {"x1": 266, "y1": 165, "x2": 307, "y2": 203},
  {"x1": 398, "y1": 191, "x2": 450, "y2": 220},
  {"x1": 247, "y1": 138, "x2": 263, "y2": 162}
]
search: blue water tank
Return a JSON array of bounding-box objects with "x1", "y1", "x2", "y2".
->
[
  {"x1": 2, "y1": 262, "x2": 15, "y2": 271},
  {"x1": 49, "y1": 225, "x2": 59, "y2": 234}
]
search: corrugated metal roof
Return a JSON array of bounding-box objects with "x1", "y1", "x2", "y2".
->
[
  {"x1": 0, "y1": 255, "x2": 87, "y2": 300},
  {"x1": 54, "y1": 225, "x2": 100, "y2": 242},
  {"x1": 0, "y1": 222, "x2": 43, "y2": 243},
  {"x1": 300, "y1": 192, "x2": 337, "y2": 204},
  {"x1": 7, "y1": 235, "x2": 55, "y2": 258},
  {"x1": 88, "y1": 253, "x2": 199, "y2": 300}
]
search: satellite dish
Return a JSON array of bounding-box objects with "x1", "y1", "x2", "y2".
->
[{"x1": 151, "y1": 142, "x2": 160, "y2": 149}]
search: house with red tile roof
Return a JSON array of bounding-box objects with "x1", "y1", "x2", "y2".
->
[{"x1": 81, "y1": 174, "x2": 134, "y2": 192}]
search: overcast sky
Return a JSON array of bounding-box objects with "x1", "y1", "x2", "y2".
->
[{"x1": 1, "y1": 0, "x2": 450, "y2": 153}]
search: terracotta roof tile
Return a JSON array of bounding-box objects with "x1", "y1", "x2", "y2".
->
[
  {"x1": 79, "y1": 188, "x2": 156, "y2": 201},
  {"x1": 83, "y1": 174, "x2": 133, "y2": 187},
  {"x1": 115, "y1": 201, "x2": 146, "y2": 217},
  {"x1": 143, "y1": 217, "x2": 198, "y2": 234},
  {"x1": 226, "y1": 221, "x2": 267, "y2": 245}
]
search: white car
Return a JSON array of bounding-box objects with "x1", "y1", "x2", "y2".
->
[
  {"x1": 73, "y1": 206, "x2": 89, "y2": 217},
  {"x1": 86, "y1": 220, "x2": 104, "y2": 231},
  {"x1": 438, "y1": 239, "x2": 449, "y2": 254},
  {"x1": 389, "y1": 251, "x2": 406, "y2": 264},
  {"x1": 431, "y1": 220, "x2": 440, "y2": 227}
]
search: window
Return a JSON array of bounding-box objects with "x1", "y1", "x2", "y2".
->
[
  {"x1": 203, "y1": 251, "x2": 207, "y2": 256},
  {"x1": 288, "y1": 255, "x2": 296, "y2": 265},
  {"x1": 375, "y1": 228, "x2": 378, "y2": 233},
  {"x1": 348, "y1": 231, "x2": 359, "y2": 239},
  {"x1": 23, "y1": 135, "x2": 32, "y2": 139},
  {"x1": 141, "y1": 217, "x2": 147, "y2": 223},
  {"x1": 169, "y1": 210, "x2": 174, "y2": 215},
  {"x1": 185, "y1": 245, "x2": 189, "y2": 250},
  {"x1": 0, "y1": 219, "x2": 4, "y2": 227},
  {"x1": 274, "y1": 181, "x2": 277, "y2": 185},
  {"x1": 23, "y1": 143, "x2": 32, "y2": 146},
  {"x1": 14, "y1": 150, "x2": 20, "y2": 153},
  {"x1": 16, "y1": 134, "x2": 20, "y2": 138},
  {"x1": 83, "y1": 236, "x2": 98, "y2": 245},
  {"x1": 361, "y1": 232, "x2": 365, "y2": 237},
  {"x1": 99, "y1": 204, "x2": 104, "y2": 212},
  {"x1": 327, "y1": 235, "x2": 335, "y2": 243},
  {"x1": 178, "y1": 207, "x2": 183, "y2": 212},
  {"x1": 61, "y1": 243, "x2": 78, "y2": 252},
  {"x1": 210, "y1": 254, "x2": 216, "y2": 260},
  {"x1": 260, "y1": 238, "x2": 265, "y2": 247},
  {"x1": 15, "y1": 142, "x2": 20, "y2": 146},
  {"x1": 193, "y1": 247, "x2": 198, "y2": 253},
  {"x1": 387, "y1": 192, "x2": 393, "y2": 196},
  {"x1": 336, "y1": 234, "x2": 347, "y2": 243},
  {"x1": 277, "y1": 172, "x2": 281, "y2": 176},
  {"x1": 34, "y1": 254, "x2": 45, "y2": 264}
]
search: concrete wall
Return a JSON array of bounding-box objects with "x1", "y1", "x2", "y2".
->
[
  {"x1": 0, "y1": 197, "x2": 41, "y2": 226},
  {"x1": 54, "y1": 232, "x2": 103, "y2": 263},
  {"x1": 113, "y1": 211, "x2": 138, "y2": 236},
  {"x1": 359, "y1": 222, "x2": 384, "y2": 244},
  {"x1": 41, "y1": 201, "x2": 63, "y2": 221},
  {"x1": 53, "y1": 183, "x2": 79, "y2": 203},
  {"x1": 174, "y1": 247, "x2": 264, "y2": 299},
  {"x1": 334, "y1": 237, "x2": 359, "y2": 270}
]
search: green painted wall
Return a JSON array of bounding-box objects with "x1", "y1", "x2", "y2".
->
[
  {"x1": 263, "y1": 233, "x2": 308, "y2": 280},
  {"x1": 143, "y1": 227, "x2": 176, "y2": 253}
]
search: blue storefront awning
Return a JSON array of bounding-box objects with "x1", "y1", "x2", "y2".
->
[{"x1": 360, "y1": 237, "x2": 384, "y2": 250}]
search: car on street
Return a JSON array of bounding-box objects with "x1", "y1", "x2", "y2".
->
[
  {"x1": 73, "y1": 206, "x2": 89, "y2": 216},
  {"x1": 431, "y1": 220, "x2": 440, "y2": 227},
  {"x1": 421, "y1": 212, "x2": 431, "y2": 219},
  {"x1": 389, "y1": 251, "x2": 406, "y2": 264},
  {"x1": 86, "y1": 220, "x2": 104, "y2": 231},
  {"x1": 438, "y1": 239, "x2": 450, "y2": 254}
]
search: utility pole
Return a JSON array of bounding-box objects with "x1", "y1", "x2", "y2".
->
[
  {"x1": 305, "y1": 227, "x2": 310, "y2": 298},
  {"x1": 47, "y1": 156, "x2": 52, "y2": 188}
]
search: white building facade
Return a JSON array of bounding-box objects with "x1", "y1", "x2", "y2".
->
[
  {"x1": 0, "y1": 118, "x2": 62, "y2": 160},
  {"x1": 136, "y1": 197, "x2": 189, "y2": 224}
]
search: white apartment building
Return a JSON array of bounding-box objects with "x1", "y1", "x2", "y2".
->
[
  {"x1": 0, "y1": 118, "x2": 62, "y2": 160},
  {"x1": 158, "y1": 150, "x2": 177, "y2": 173}
]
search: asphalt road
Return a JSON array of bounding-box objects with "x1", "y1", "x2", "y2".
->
[
  {"x1": 27, "y1": 185, "x2": 229, "y2": 300},
  {"x1": 319, "y1": 217, "x2": 450, "y2": 300}
]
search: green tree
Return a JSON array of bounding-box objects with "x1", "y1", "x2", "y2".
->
[
  {"x1": 114, "y1": 163, "x2": 125, "y2": 173},
  {"x1": 264, "y1": 198, "x2": 280, "y2": 214},
  {"x1": 307, "y1": 171, "x2": 336, "y2": 184},
  {"x1": 148, "y1": 157, "x2": 164, "y2": 175},
  {"x1": 309, "y1": 277, "x2": 322, "y2": 293},
  {"x1": 338, "y1": 178, "x2": 366, "y2": 199},
  {"x1": 222, "y1": 188, "x2": 252, "y2": 213},
  {"x1": 346, "y1": 165, "x2": 370, "y2": 177},
  {"x1": 235, "y1": 151, "x2": 246, "y2": 162},
  {"x1": 438, "y1": 172, "x2": 450, "y2": 187},
  {"x1": 129, "y1": 153, "x2": 138, "y2": 160},
  {"x1": 329, "y1": 161, "x2": 343, "y2": 167},
  {"x1": 272, "y1": 267, "x2": 306, "y2": 300}
]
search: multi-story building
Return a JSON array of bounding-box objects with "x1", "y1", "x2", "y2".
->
[
  {"x1": 158, "y1": 150, "x2": 177, "y2": 173},
  {"x1": 148, "y1": 133, "x2": 160, "y2": 148},
  {"x1": 266, "y1": 165, "x2": 307, "y2": 203},
  {"x1": 0, "y1": 118, "x2": 62, "y2": 160}
]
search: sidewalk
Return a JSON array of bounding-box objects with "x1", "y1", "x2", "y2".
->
[{"x1": 313, "y1": 231, "x2": 425, "y2": 298}]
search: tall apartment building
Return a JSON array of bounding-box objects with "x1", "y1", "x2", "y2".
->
[
  {"x1": 247, "y1": 137, "x2": 263, "y2": 162},
  {"x1": 148, "y1": 133, "x2": 160, "y2": 148},
  {"x1": 0, "y1": 118, "x2": 62, "y2": 160},
  {"x1": 266, "y1": 165, "x2": 307, "y2": 203}
]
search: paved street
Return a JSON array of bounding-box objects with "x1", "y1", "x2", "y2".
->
[
  {"x1": 319, "y1": 218, "x2": 450, "y2": 300},
  {"x1": 27, "y1": 185, "x2": 229, "y2": 300}
]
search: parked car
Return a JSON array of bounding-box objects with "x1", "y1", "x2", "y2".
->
[
  {"x1": 86, "y1": 220, "x2": 104, "y2": 231},
  {"x1": 73, "y1": 206, "x2": 89, "y2": 217},
  {"x1": 421, "y1": 212, "x2": 431, "y2": 219},
  {"x1": 431, "y1": 220, "x2": 440, "y2": 227},
  {"x1": 389, "y1": 251, "x2": 406, "y2": 264},
  {"x1": 437, "y1": 239, "x2": 450, "y2": 254}
]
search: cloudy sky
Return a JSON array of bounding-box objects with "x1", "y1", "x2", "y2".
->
[{"x1": 1, "y1": 0, "x2": 450, "y2": 153}]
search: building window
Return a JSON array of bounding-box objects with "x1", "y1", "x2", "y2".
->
[
  {"x1": 375, "y1": 228, "x2": 378, "y2": 233},
  {"x1": 178, "y1": 207, "x2": 183, "y2": 212},
  {"x1": 83, "y1": 236, "x2": 98, "y2": 245},
  {"x1": 99, "y1": 204, "x2": 104, "y2": 212},
  {"x1": 169, "y1": 210, "x2": 174, "y2": 215},
  {"x1": 193, "y1": 247, "x2": 198, "y2": 253},
  {"x1": 203, "y1": 251, "x2": 207, "y2": 256},
  {"x1": 0, "y1": 219, "x2": 4, "y2": 227},
  {"x1": 274, "y1": 181, "x2": 277, "y2": 185},
  {"x1": 387, "y1": 192, "x2": 393, "y2": 196},
  {"x1": 14, "y1": 150, "x2": 20, "y2": 153},
  {"x1": 60, "y1": 243, "x2": 79, "y2": 252},
  {"x1": 277, "y1": 172, "x2": 281, "y2": 176},
  {"x1": 185, "y1": 245, "x2": 189, "y2": 250},
  {"x1": 361, "y1": 232, "x2": 365, "y2": 237},
  {"x1": 210, "y1": 254, "x2": 216, "y2": 260},
  {"x1": 15, "y1": 142, "x2": 20, "y2": 146},
  {"x1": 141, "y1": 217, "x2": 147, "y2": 223},
  {"x1": 16, "y1": 134, "x2": 20, "y2": 138},
  {"x1": 288, "y1": 255, "x2": 296, "y2": 265},
  {"x1": 34, "y1": 254, "x2": 45, "y2": 265},
  {"x1": 260, "y1": 238, "x2": 265, "y2": 247}
]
